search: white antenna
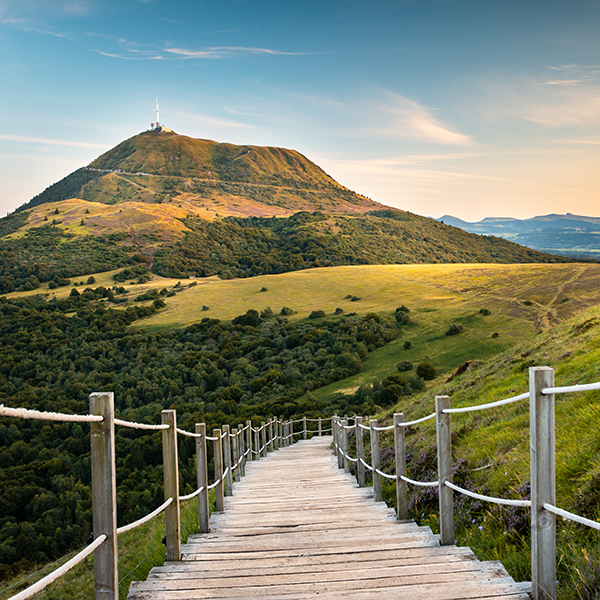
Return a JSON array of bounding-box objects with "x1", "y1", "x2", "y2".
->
[{"x1": 156, "y1": 98, "x2": 160, "y2": 126}]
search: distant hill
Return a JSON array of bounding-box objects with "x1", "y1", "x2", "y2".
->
[
  {"x1": 0, "y1": 130, "x2": 576, "y2": 294},
  {"x1": 19, "y1": 131, "x2": 382, "y2": 217},
  {"x1": 439, "y1": 213, "x2": 600, "y2": 258}
]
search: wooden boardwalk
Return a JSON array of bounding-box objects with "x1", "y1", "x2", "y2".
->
[{"x1": 127, "y1": 436, "x2": 530, "y2": 599}]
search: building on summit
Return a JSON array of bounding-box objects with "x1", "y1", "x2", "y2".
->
[{"x1": 149, "y1": 99, "x2": 172, "y2": 133}]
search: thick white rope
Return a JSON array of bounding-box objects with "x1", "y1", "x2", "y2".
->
[
  {"x1": 400, "y1": 474, "x2": 439, "y2": 487},
  {"x1": 542, "y1": 382, "x2": 600, "y2": 396},
  {"x1": 443, "y1": 392, "x2": 529, "y2": 414},
  {"x1": 176, "y1": 427, "x2": 202, "y2": 438},
  {"x1": 372, "y1": 424, "x2": 394, "y2": 432},
  {"x1": 0, "y1": 405, "x2": 103, "y2": 423},
  {"x1": 117, "y1": 498, "x2": 173, "y2": 534},
  {"x1": 8, "y1": 534, "x2": 107, "y2": 600},
  {"x1": 179, "y1": 486, "x2": 205, "y2": 502},
  {"x1": 445, "y1": 482, "x2": 531, "y2": 507},
  {"x1": 359, "y1": 457, "x2": 374, "y2": 472},
  {"x1": 222, "y1": 467, "x2": 230, "y2": 479},
  {"x1": 221, "y1": 431, "x2": 227, "y2": 440},
  {"x1": 207, "y1": 479, "x2": 221, "y2": 490},
  {"x1": 399, "y1": 413, "x2": 437, "y2": 427},
  {"x1": 341, "y1": 423, "x2": 355, "y2": 430},
  {"x1": 114, "y1": 418, "x2": 169, "y2": 431},
  {"x1": 205, "y1": 435, "x2": 218, "y2": 441},
  {"x1": 358, "y1": 422, "x2": 370, "y2": 430},
  {"x1": 543, "y1": 503, "x2": 600, "y2": 530},
  {"x1": 375, "y1": 468, "x2": 397, "y2": 480}
]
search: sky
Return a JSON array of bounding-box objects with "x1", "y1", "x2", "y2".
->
[{"x1": 1, "y1": 0, "x2": 600, "y2": 221}]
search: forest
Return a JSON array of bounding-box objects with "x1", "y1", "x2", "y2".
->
[{"x1": 0, "y1": 289, "x2": 409, "y2": 579}]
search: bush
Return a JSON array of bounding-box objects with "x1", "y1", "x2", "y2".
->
[
  {"x1": 260, "y1": 287, "x2": 268, "y2": 292},
  {"x1": 491, "y1": 332, "x2": 499, "y2": 338},
  {"x1": 86, "y1": 276, "x2": 96, "y2": 284},
  {"x1": 479, "y1": 308, "x2": 491, "y2": 316},
  {"x1": 309, "y1": 310, "x2": 326, "y2": 319},
  {"x1": 416, "y1": 361, "x2": 436, "y2": 380},
  {"x1": 395, "y1": 311, "x2": 410, "y2": 324},
  {"x1": 403, "y1": 340, "x2": 413, "y2": 350},
  {"x1": 446, "y1": 323, "x2": 464, "y2": 336},
  {"x1": 397, "y1": 360, "x2": 413, "y2": 372},
  {"x1": 260, "y1": 307, "x2": 274, "y2": 318},
  {"x1": 232, "y1": 309, "x2": 260, "y2": 327},
  {"x1": 334, "y1": 307, "x2": 344, "y2": 315},
  {"x1": 280, "y1": 307, "x2": 294, "y2": 315}
]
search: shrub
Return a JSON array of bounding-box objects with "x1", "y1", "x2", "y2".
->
[
  {"x1": 260, "y1": 287, "x2": 268, "y2": 292},
  {"x1": 403, "y1": 340, "x2": 413, "y2": 350},
  {"x1": 334, "y1": 307, "x2": 344, "y2": 314},
  {"x1": 350, "y1": 296, "x2": 361, "y2": 302},
  {"x1": 395, "y1": 311, "x2": 410, "y2": 325},
  {"x1": 479, "y1": 308, "x2": 491, "y2": 316},
  {"x1": 446, "y1": 323, "x2": 464, "y2": 336},
  {"x1": 202, "y1": 305, "x2": 209, "y2": 311},
  {"x1": 232, "y1": 309, "x2": 260, "y2": 327},
  {"x1": 87, "y1": 276, "x2": 96, "y2": 284},
  {"x1": 69, "y1": 288, "x2": 80, "y2": 297},
  {"x1": 309, "y1": 310, "x2": 326, "y2": 319},
  {"x1": 491, "y1": 332, "x2": 499, "y2": 338},
  {"x1": 260, "y1": 307, "x2": 274, "y2": 318},
  {"x1": 397, "y1": 360, "x2": 413, "y2": 372},
  {"x1": 416, "y1": 361, "x2": 436, "y2": 380},
  {"x1": 395, "y1": 305, "x2": 410, "y2": 314},
  {"x1": 280, "y1": 307, "x2": 294, "y2": 315}
]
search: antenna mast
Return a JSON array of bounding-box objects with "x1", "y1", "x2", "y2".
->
[{"x1": 156, "y1": 98, "x2": 160, "y2": 127}]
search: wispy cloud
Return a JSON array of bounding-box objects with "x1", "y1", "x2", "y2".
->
[
  {"x1": 478, "y1": 65, "x2": 600, "y2": 128},
  {"x1": 164, "y1": 46, "x2": 305, "y2": 59},
  {"x1": 0, "y1": 133, "x2": 110, "y2": 149},
  {"x1": 365, "y1": 92, "x2": 473, "y2": 145}
]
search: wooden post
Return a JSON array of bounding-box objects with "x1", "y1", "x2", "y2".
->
[
  {"x1": 89, "y1": 392, "x2": 118, "y2": 600},
  {"x1": 212, "y1": 429, "x2": 224, "y2": 512},
  {"x1": 232, "y1": 427, "x2": 240, "y2": 483},
  {"x1": 342, "y1": 418, "x2": 350, "y2": 473},
  {"x1": 261, "y1": 421, "x2": 267, "y2": 457},
  {"x1": 237, "y1": 424, "x2": 245, "y2": 476},
  {"x1": 222, "y1": 424, "x2": 233, "y2": 496},
  {"x1": 530, "y1": 367, "x2": 556, "y2": 600},
  {"x1": 268, "y1": 419, "x2": 274, "y2": 453},
  {"x1": 161, "y1": 410, "x2": 181, "y2": 561},
  {"x1": 436, "y1": 395, "x2": 454, "y2": 546},
  {"x1": 394, "y1": 413, "x2": 408, "y2": 521},
  {"x1": 275, "y1": 419, "x2": 280, "y2": 450},
  {"x1": 245, "y1": 420, "x2": 252, "y2": 463},
  {"x1": 370, "y1": 419, "x2": 382, "y2": 502},
  {"x1": 195, "y1": 423, "x2": 209, "y2": 534},
  {"x1": 254, "y1": 424, "x2": 260, "y2": 460},
  {"x1": 318, "y1": 417, "x2": 322, "y2": 437},
  {"x1": 334, "y1": 417, "x2": 344, "y2": 469},
  {"x1": 303, "y1": 416, "x2": 307, "y2": 440},
  {"x1": 356, "y1": 416, "x2": 365, "y2": 488}
]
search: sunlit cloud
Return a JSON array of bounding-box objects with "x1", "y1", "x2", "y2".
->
[
  {"x1": 0, "y1": 133, "x2": 109, "y2": 149},
  {"x1": 365, "y1": 92, "x2": 473, "y2": 145}
]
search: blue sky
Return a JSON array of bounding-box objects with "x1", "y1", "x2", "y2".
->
[{"x1": 1, "y1": 0, "x2": 600, "y2": 220}]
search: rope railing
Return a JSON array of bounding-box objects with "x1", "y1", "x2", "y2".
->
[
  {"x1": 330, "y1": 366, "x2": 600, "y2": 600},
  {"x1": 0, "y1": 404, "x2": 103, "y2": 423},
  {"x1": 1, "y1": 397, "x2": 331, "y2": 600},
  {"x1": 8, "y1": 534, "x2": 107, "y2": 600},
  {"x1": 114, "y1": 418, "x2": 169, "y2": 430},
  {"x1": 116, "y1": 498, "x2": 174, "y2": 534}
]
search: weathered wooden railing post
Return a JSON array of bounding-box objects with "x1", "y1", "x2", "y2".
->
[
  {"x1": 213, "y1": 428, "x2": 225, "y2": 512},
  {"x1": 394, "y1": 413, "x2": 408, "y2": 520},
  {"x1": 318, "y1": 417, "x2": 322, "y2": 436},
  {"x1": 232, "y1": 427, "x2": 241, "y2": 482},
  {"x1": 254, "y1": 424, "x2": 260, "y2": 460},
  {"x1": 355, "y1": 416, "x2": 365, "y2": 488},
  {"x1": 261, "y1": 421, "x2": 267, "y2": 457},
  {"x1": 237, "y1": 424, "x2": 245, "y2": 476},
  {"x1": 342, "y1": 417, "x2": 350, "y2": 473},
  {"x1": 222, "y1": 424, "x2": 233, "y2": 496},
  {"x1": 370, "y1": 419, "x2": 382, "y2": 502},
  {"x1": 161, "y1": 410, "x2": 181, "y2": 561},
  {"x1": 196, "y1": 423, "x2": 209, "y2": 533},
  {"x1": 530, "y1": 367, "x2": 556, "y2": 600},
  {"x1": 268, "y1": 419, "x2": 275, "y2": 452},
  {"x1": 275, "y1": 418, "x2": 280, "y2": 450},
  {"x1": 90, "y1": 392, "x2": 118, "y2": 600},
  {"x1": 436, "y1": 395, "x2": 454, "y2": 545},
  {"x1": 334, "y1": 416, "x2": 344, "y2": 469},
  {"x1": 245, "y1": 420, "x2": 252, "y2": 463},
  {"x1": 303, "y1": 416, "x2": 307, "y2": 440}
]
